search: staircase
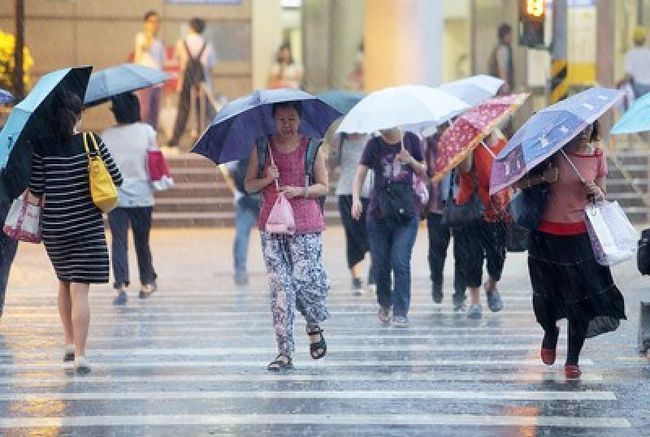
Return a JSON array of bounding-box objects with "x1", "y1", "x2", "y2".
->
[
  {"x1": 606, "y1": 150, "x2": 650, "y2": 223},
  {"x1": 153, "y1": 155, "x2": 341, "y2": 227}
]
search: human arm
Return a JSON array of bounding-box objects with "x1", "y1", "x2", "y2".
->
[
  {"x1": 280, "y1": 148, "x2": 329, "y2": 199},
  {"x1": 26, "y1": 147, "x2": 44, "y2": 204},
  {"x1": 351, "y1": 164, "x2": 370, "y2": 220},
  {"x1": 512, "y1": 164, "x2": 559, "y2": 190},
  {"x1": 219, "y1": 162, "x2": 238, "y2": 196},
  {"x1": 244, "y1": 145, "x2": 278, "y2": 193},
  {"x1": 96, "y1": 134, "x2": 123, "y2": 187}
]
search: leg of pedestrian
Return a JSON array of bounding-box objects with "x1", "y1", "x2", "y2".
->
[
  {"x1": 57, "y1": 280, "x2": 74, "y2": 362},
  {"x1": 565, "y1": 317, "x2": 589, "y2": 378},
  {"x1": 338, "y1": 195, "x2": 368, "y2": 295},
  {"x1": 70, "y1": 282, "x2": 91, "y2": 375},
  {"x1": 482, "y1": 220, "x2": 506, "y2": 312},
  {"x1": 233, "y1": 201, "x2": 257, "y2": 286},
  {"x1": 389, "y1": 217, "x2": 418, "y2": 327},
  {"x1": 131, "y1": 207, "x2": 158, "y2": 297},
  {"x1": 453, "y1": 224, "x2": 483, "y2": 318},
  {"x1": 0, "y1": 202, "x2": 18, "y2": 318},
  {"x1": 262, "y1": 233, "x2": 296, "y2": 372},
  {"x1": 427, "y1": 213, "x2": 450, "y2": 304},
  {"x1": 108, "y1": 208, "x2": 129, "y2": 305},
  {"x1": 367, "y1": 220, "x2": 393, "y2": 324}
]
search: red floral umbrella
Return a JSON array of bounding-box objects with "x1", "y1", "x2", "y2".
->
[{"x1": 432, "y1": 93, "x2": 529, "y2": 182}]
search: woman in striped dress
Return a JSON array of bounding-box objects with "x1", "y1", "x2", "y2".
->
[{"x1": 27, "y1": 92, "x2": 123, "y2": 374}]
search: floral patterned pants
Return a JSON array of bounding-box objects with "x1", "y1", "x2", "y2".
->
[{"x1": 261, "y1": 232, "x2": 330, "y2": 356}]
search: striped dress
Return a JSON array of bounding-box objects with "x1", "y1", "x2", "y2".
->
[{"x1": 29, "y1": 132, "x2": 123, "y2": 284}]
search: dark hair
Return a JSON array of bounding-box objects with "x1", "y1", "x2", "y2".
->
[
  {"x1": 276, "y1": 42, "x2": 294, "y2": 64},
  {"x1": 590, "y1": 120, "x2": 601, "y2": 142},
  {"x1": 498, "y1": 23, "x2": 512, "y2": 41},
  {"x1": 110, "y1": 93, "x2": 141, "y2": 124},
  {"x1": 52, "y1": 91, "x2": 82, "y2": 141},
  {"x1": 189, "y1": 17, "x2": 205, "y2": 34},
  {"x1": 143, "y1": 10, "x2": 159, "y2": 21},
  {"x1": 272, "y1": 101, "x2": 303, "y2": 118}
]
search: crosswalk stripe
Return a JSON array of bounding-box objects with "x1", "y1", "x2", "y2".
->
[
  {"x1": 0, "y1": 390, "x2": 617, "y2": 401},
  {"x1": 0, "y1": 414, "x2": 631, "y2": 429}
]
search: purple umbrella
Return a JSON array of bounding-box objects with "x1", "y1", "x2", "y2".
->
[
  {"x1": 191, "y1": 88, "x2": 341, "y2": 164},
  {"x1": 489, "y1": 87, "x2": 623, "y2": 195},
  {"x1": 0, "y1": 89, "x2": 14, "y2": 105}
]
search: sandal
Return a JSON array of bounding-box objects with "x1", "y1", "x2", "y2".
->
[
  {"x1": 139, "y1": 282, "x2": 157, "y2": 299},
  {"x1": 307, "y1": 326, "x2": 327, "y2": 360},
  {"x1": 267, "y1": 354, "x2": 293, "y2": 372}
]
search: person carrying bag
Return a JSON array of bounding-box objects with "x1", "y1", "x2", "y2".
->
[{"x1": 83, "y1": 132, "x2": 119, "y2": 213}]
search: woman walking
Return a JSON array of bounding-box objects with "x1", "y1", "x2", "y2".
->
[
  {"x1": 517, "y1": 121, "x2": 625, "y2": 378},
  {"x1": 101, "y1": 93, "x2": 158, "y2": 305},
  {"x1": 332, "y1": 132, "x2": 373, "y2": 295},
  {"x1": 27, "y1": 92, "x2": 123, "y2": 374},
  {"x1": 452, "y1": 131, "x2": 508, "y2": 318},
  {"x1": 244, "y1": 101, "x2": 329, "y2": 372},
  {"x1": 351, "y1": 128, "x2": 426, "y2": 327}
]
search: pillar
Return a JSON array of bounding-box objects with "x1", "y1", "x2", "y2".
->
[
  {"x1": 252, "y1": 0, "x2": 282, "y2": 90},
  {"x1": 328, "y1": 0, "x2": 364, "y2": 90},
  {"x1": 364, "y1": 0, "x2": 443, "y2": 91}
]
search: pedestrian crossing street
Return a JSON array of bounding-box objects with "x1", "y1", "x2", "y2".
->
[{"x1": 0, "y1": 281, "x2": 643, "y2": 435}]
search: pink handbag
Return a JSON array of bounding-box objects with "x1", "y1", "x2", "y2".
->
[
  {"x1": 264, "y1": 145, "x2": 296, "y2": 235},
  {"x1": 147, "y1": 149, "x2": 174, "y2": 191},
  {"x1": 3, "y1": 193, "x2": 42, "y2": 243}
]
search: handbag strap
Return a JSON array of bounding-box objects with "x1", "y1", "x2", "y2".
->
[
  {"x1": 560, "y1": 150, "x2": 586, "y2": 183},
  {"x1": 267, "y1": 141, "x2": 279, "y2": 190},
  {"x1": 82, "y1": 132, "x2": 101, "y2": 159}
]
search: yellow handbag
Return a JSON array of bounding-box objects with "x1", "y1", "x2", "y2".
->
[{"x1": 83, "y1": 132, "x2": 119, "y2": 213}]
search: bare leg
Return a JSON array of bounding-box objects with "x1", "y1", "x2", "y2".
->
[
  {"x1": 469, "y1": 286, "x2": 480, "y2": 305},
  {"x1": 70, "y1": 282, "x2": 90, "y2": 357},
  {"x1": 57, "y1": 281, "x2": 73, "y2": 345},
  {"x1": 351, "y1": 262, "x2": 362, "y2": 280}
]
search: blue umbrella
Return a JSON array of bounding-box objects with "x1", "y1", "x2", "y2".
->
[
  {"x1": 0, "y1": 89, "x2": 14, "y2": 105},
  {"x1": 0, "y1": 66, "x2": 92, "y2": 202},
  {"x1": 84, "y1": 63, "x2": 169, "y2": 107},
  {"x1": 610, "y1": 92, "x2": 650, "y2": 134},
  {"x1": 192, "y1": 88, "x2": 341, "y2": 164},
  {"x1": 490, "y1": 87, "x2": 623, "y2": 195},
  {"x1": 317, "y1": 90, "x2": 364, "y2": 114}
]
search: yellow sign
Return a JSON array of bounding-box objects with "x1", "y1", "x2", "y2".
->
[{"x1": 526, "y1": 0, "x2": 545, "y2": 18}]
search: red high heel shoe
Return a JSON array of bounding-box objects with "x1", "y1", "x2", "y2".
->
[
  {"x1": 540, "y1": 348, "x2": 556, "y2": 365},
  {"x1": 564, "y1": 364, "x2": 582, "y2": 379}
]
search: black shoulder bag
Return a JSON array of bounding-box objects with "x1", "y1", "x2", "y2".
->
[{"x1": 441, "y1": 168, "x2": 484, "y2": 228}]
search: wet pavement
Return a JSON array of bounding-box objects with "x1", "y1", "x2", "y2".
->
[{"x1": 0, "y1": 226, "x2": 648, "y2": 436}]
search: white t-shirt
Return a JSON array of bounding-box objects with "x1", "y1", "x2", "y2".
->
[
  {"x1": 134, "y1": 32, "x2": 165, "y2": 70},
  {"x1": 625, "y1": 47, "x2": 650, "y2": 85},
  {"x1": 101, "y1": 122, "x2": 157, "y2": 207}
]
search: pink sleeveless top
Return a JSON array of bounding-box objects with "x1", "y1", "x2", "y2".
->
[{"x1": 257, "y1": 136, "x2": 325, "y2": 234}]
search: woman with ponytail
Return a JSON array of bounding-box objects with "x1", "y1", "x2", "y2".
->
[{"x1": 26, "y1": 91, "x2": 123, "y2": 374}]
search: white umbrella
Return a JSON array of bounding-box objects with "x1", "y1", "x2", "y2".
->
[
  {"x1": 439, "y1": 74, "x2": 504, "y2": 107},
  {"x1": 335, "y1": 84, "x2": 470, "y2": 134}
]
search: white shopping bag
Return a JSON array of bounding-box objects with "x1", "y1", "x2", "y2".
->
[
  {"x1": 3, "y1": 194, "x2": 42, "y2": 243},
  {"x1": 584, "y1": 200, "x2": 638, "y2": 266}
]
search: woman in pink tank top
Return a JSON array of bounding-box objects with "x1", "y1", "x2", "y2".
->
[
  {"x1": 244, "y1": 101, "x2": 330, "y2": 372},
  {"x1": 515, "y1": 120, "x2": 625, "y2": 379}
]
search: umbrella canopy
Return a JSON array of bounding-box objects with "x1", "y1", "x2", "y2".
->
[
  {"x1": 610, "y1": 92, "x2": 650, "y2": 134},
  {"x1": 0, "y1": 66, "x2": 92, "y2": 202},
  {"x1": 84, "y1": 63, "x2": 169, "y2": 107},
  {"x1": 432, "y1": 93, "x2": 529, "y2": 182},
  {"x1": 317, "y1": 90, "x2": 364, "y2": 114},
  {"x1": 0, "y1": 89, "x2": 14, "y2": 105},
  {"x1": 191, "y1": 88, "x2": 341, "y2": 164},
  {"x1": 489, "y1": 87, "x2": 623, "y2": 195},
  {"x1": 335, "y1": 85, "x2": 470, "y2": 134},
  {"x1": 439, "y1": 74, "x2": 505, "y2": 106}
]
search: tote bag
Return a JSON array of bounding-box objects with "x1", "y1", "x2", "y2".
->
[
  {"x1": 264, "y1": 145, "x2": 296, "y2": 235},
  {"x1": 147, "y1": 149, "x2": 175, "y2": 191},
  {"x1": 83, "y1": 132, "x2": 119, "y2": 213},
  {"x1": 3, "y1": 193, "x2": 42, "y2": 243},
  {"x1": 585, "y1": 200, "x2": 638, "y2": 266}
]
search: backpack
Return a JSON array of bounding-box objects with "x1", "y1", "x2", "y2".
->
[
  {"x1": 255, "y1": 136, "x2": 326, "y2": 211},
  {"x1": 183, "y1": 40, "x2": 207, "y2": 86}
]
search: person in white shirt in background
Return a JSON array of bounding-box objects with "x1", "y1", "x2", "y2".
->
[
  {"x1": 134, "y1": 10, "x2": 166, "y2": 131},
  {"x1": 101, "y1": 93, "x2": 159, "y2": 306},
  {"x1": 623, "y1": 26, "x2": 650, "y2": 99},
  {"x1": 166, "y1": 17, "x2": 218, "y2": 154}
]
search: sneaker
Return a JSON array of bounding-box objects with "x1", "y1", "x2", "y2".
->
[
  {"x1": 377, "y1": 306, "x2": 391, "y2": 325},
  {"x1": 234, "y1": 271, "x2": 248, "y2": 286},
  {"x1": 352, "y1": 278, "x2": 363, "y2": 296},
  {"x1": 75, "y1": 357, "x2": 91, "y2": 375},
  {"x1": 63, "y1": 344, "x2": 75, "y2": 362},
  {"x1": 467, "y1": 303, "x2": 482, "y2": 319},
  {"x1": 139, "y1": 282, "x2": 157, "y2": 299},
  {"x1": 431, "y1": 285, "x2": 443, "y2": 304},
  {"x1": 486, "y1": 289, "x2": 504, "y2": 313},
  {"x1": 391, "y1": 316, "x2": 410, "y2": 328},
  {"x1": 112, "y1": 290, "x2": 128, "y2": 306},
  {"x1": 453, "y1": 300, "x2": 467, "y2": 312}
]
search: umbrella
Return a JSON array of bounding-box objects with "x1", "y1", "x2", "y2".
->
[
  {"x1": 610, "y1": 92, "x2": 650, "y2": 134},
  {"x1": 317, "y1": 90, "x2": 364, "y2": 114},
  {"x1": 432, "y1": 93, "x2": 529, "y2": 182},
  {"x1": 489, "y1": 87, "x2": 623, "y2": 195},
  {"x1": 0, "y1": 66, "x2": 92, "y2": 202},
  {"x1": 0, "y1": 89, "x2": 14, "y2": 105},
  {"x1": 191, "y1": 88, "x2": 341, "y2": 164},
  {"x1": 335, "y1": 85, "x2": 470, "y2": 134},
  {"x1": 83, "y1": 63, "x2": 169, "y2": 107},
  {"x1": 439, "y1": 74, "x2": 505, "y2": 106}
]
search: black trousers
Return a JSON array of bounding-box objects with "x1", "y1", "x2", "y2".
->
[
  {"x1": 169, "y1": 81, "x2": 216, "y2": 148},
  {"x1": 108, "y1": 207, "x2": 157, "y2": 289}
]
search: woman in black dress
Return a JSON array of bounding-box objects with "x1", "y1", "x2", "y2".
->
[{"x1": 27, "y1": 92, "x2": 122, "y2": 374}]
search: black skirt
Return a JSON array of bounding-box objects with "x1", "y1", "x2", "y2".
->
[
  {"x1": 338, "y1": 195, "x2": 371, "y2": 269},
  {"x1": 528, "y1": 231, "x2": 626, "y2": 338}
]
